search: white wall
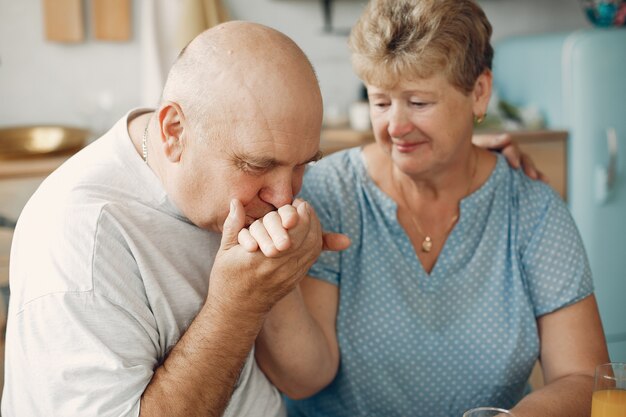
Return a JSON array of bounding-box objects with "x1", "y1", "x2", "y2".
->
[
  {"x1": 0, "y1": 0, "x2": 590, "y2": 131},
  {"x1": 0, "y1": 0, "x2": 142, "y2": 133}
]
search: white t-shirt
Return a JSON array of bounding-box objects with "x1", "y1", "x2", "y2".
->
[{"x1": 2, "y1": 110, "x2": 285, "y2": 417}]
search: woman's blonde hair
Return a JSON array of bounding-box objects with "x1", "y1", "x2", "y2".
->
[{"x1": 348, "y1": 0, "x2": 493, "y2": 94}]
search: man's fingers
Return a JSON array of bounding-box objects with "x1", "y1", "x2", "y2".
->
[
  {"x1": 277, "y1": 204, "x2": 299, "y2": 230},
  {"x1": 537, "y1": 170, "x2": 549, "y2": 184},
  {"x1": 322, "y1": 232, "x2": 351, "y2": 252},
  {"x1": 472, "y1": 133, "x2": 512, "y2": 149},
  {"x1": 220, "y1": 199, "x2": 246, "y2": 250},
  {"x1": 521, "y1": 153, "x2": 549, "y2": 183},
  {"x1": 474, "y1": 133, "x2": 549, "y2": 184},
  {"x1": 296, "y1": 200, "x2": 311, "y2": 223},
  {"x1": 287, "y1": 200, "x2": 312, "y2": 249},
  {"x1": 238, "y1": 228, "x2": 259, "y2": 252},
  {"x1": 263, "y1": 211, "x2": 291, "y2": 251},
  {"x1": 500, "y1": 145, "x2": 521, "y2": 169},
  {"x1": 520, "y1": 153, "x2": 538, "y2": 179},
  {"x1": 292, "y1": 198, "x2": 305, "y2": 209}
]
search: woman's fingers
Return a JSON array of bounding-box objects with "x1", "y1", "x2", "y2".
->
[
  {"x1": 238, "y1": 228, "x2": 259, "y2": 252},
  {"x1": 278, "y1": 204, "x2": 299, "y2": 229}
]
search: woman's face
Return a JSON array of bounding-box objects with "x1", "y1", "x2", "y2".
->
[{"x1": 367, "y1": 72, "x2": 491, "y2": 177}]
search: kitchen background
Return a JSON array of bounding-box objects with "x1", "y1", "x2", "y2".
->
[
  {"x1": 1, "y1": 0, "x2": 625, "y2": 395},
  {"x1": 1, "y1": 0, "x2": 590, "y2": 130},
  {"x1": 0, "y1": 0, "x2": 593, "y2": 221}
]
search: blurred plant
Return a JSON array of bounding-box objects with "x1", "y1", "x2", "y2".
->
[
  {"x1": 477, "y1": 91, "x2": 545, "y2": 132},
  {"x1": 581, "y1": 0, "x2": 626, "y2": 27}
]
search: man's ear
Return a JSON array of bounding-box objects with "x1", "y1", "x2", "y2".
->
[
  {"x1": 157, "y1": 102, "x2": 187, "y2": 163},
  {"x1": 472, "y1": 69, "x2": 493, "y2": 118}
]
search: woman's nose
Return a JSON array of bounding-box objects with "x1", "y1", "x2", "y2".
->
[{"x1": 388, "y1": 106, "x2": 413, "y2": 138}]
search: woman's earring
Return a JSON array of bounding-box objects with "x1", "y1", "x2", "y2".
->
[{"x1": 474, "y1": 114, "x2": 486, "y2": 124}]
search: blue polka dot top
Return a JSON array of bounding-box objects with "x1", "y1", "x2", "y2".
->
[{"x1": 287, "y1": 148, "x2": 593, "y2": 417}]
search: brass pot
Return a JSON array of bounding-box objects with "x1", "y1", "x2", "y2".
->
[{"x1": 0, "y1": 125, "x2": 90, "y2": 159}]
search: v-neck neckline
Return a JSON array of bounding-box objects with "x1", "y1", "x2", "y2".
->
[{"x1": 353, "y1": 148, "x2": 504, "y2": 281}]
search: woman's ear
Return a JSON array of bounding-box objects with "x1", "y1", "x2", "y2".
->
[
  {"x1": 472, "y1": 70, "x2": 493, "y2": 118},
  {"x1": 157, "y1": 102, "x2": 187, "y2": 163}
]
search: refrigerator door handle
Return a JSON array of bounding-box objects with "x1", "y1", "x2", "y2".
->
[
  {"x1": 606, "y1": 127, "x2": 618, "y2": 189},
  {"x1": 595, "y1": 127, "x2": 619, "y2": 204}
]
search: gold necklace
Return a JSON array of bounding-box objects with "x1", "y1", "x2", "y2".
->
[
  {"x1": 395, "y1": 150, "x2": 478, "y2": 253},
  {"x1": 142, "y1": 118, "x2": 150, "y2": 164}
]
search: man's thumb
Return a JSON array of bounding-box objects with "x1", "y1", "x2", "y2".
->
[{"x1": 221, "y1": 199, "x2": 245, "y2": 250}]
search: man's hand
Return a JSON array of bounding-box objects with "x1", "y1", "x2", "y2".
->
[
  {"x1": 473, "y1": 132, "x2": 547, "y2": 182},
  {"x1": 238, "y1": 199, "x2": 350, "y2": 256},
  {"x1": 208, "y1": 199, "x2": 349, "y2": 318}
]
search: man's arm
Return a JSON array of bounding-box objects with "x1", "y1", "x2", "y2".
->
[
  {"x1": 140, "y1": 200, "x2": 325, "y2": 417},
  {"x1": 140, "y1": 297, "x2": 265, "y2": 416},
  {"x1": 510, "y1": 295, "x2": 609, "y2": 417}
]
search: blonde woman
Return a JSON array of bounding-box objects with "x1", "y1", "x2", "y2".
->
[{"x1": 251, "y1": 1, "x2": 609, "y2": 416}]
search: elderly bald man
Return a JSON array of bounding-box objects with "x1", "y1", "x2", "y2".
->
[
  {"x1": 2, "y1": 21, "x2": 348, "y2": 417},
  {"x1": 3, "y1": 20, "x2": 542, "y2": 417}
]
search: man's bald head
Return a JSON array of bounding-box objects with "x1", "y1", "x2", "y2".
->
[
  {"x1": 161, "y1": 21, "x2": 322, "y2": 136},
  {"x1": 151, "y1": 22, "x2": 324, "y2": 231}
]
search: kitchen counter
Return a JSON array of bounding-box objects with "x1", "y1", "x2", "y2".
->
[
  {"x1": 0, "y1": 154, "x2": 73, "y2": 180},
  {"x1": 0, "y1": 152, "x2": 79, "y2": 224},
  {"x1": 0, "y1": 227, "x2": 11, "y2": 399}
]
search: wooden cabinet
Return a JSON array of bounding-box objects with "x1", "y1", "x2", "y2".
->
[
  {"x1": 511, "y1": 130, "x2": 567, "y2": 200},
  {"x1": 0, "y1": 154, "x2": 75, "y2": 226},
  {"x1": 320, "y1": 128, "x2": 375, "y2": 155},
  {"x1": 321, "y1": 128, "x2": 568, "y2": 200}
]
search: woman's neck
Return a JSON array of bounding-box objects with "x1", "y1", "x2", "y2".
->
[{"x1": 391, "y1": 147, "x2": 479, "y2": 206}]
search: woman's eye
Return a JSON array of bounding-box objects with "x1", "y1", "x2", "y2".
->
[{"x1": 410, "y1": 101, "x2": 427, "y2": 107}]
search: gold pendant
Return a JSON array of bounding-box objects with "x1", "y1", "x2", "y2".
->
[{"x1": 422, "y1": 236, "x2": 432, "y2": 253}]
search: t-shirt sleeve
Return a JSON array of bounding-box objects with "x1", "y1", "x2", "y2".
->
[
  {"x1": 519, "y1": 186, "x2": 594, "y2": 317},
  {"x1": 3, "y1": 204, "x2": 160, "y2": 417},
  {"x1": 4, "y1": 292, "x2": 157, "y2": 417},
  {"x1": 298, "y1": 157, "x2": 349, "y2": 286}
]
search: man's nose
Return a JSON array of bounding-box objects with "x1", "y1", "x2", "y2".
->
[{"x1": 260, "y1": 177, "x2": 295, "y2": 209}]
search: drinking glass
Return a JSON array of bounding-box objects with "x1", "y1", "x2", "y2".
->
[
  {"x1": 591, "y1": 362, "x2": 626, "y2": 417},
  {"x1": 463, "y1": 407, "x2": 515, "y2": 417}
]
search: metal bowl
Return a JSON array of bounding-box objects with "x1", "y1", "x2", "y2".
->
[{"x1": 0, "y1": 125, "x2": 90, "y2": 159}]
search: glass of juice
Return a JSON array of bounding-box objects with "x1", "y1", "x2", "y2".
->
[
  {"x1": 463, "y1": 407, "x2": 515, "y2": 417},
  {"x1": 591, "y1": 362, "x2": 626, "y2": 417}
]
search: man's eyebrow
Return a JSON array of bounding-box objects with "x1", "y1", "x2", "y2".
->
[
  {"x1": 237, "y1": 155, "x2": 279, "y2": 168},
  {"x1": 237, "y1": 150, "x2": 323, "y2": 167}
]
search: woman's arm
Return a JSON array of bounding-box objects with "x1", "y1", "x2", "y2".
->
[
  {"x1": 243, "y1": 202, "x2": 345, "y2": 399},
  {"x1": 255, "y1": 277, "x2": 340, "y2": 399},
  {"x1": 510, "y1": 295, "x2": 609, "y2": 417}
]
